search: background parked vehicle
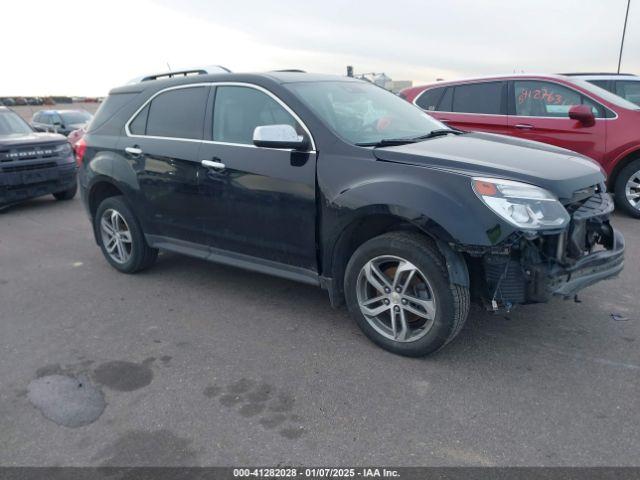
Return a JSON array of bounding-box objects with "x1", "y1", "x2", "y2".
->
[
  {"x1": 562, "y1": 73, "x2": 640, "y2": 106},
  {"x1": 401, "y1": 74, "x2": 640, "y2": 217},
  {"x1": 0, "y1": 106, "x2": 78, "y2": 208},
  {"x1": 31, "y1": 109, "x2": 93, "y2": 136}
]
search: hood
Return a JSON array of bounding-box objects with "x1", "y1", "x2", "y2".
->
[
  {"x1": 0, "y1": 132, "x2": 68, "y2": 148},
  {"x1": 373, "y1": 132, "x2": 605, "y2": 202}
]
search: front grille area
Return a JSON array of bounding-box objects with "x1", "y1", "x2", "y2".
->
[
  {"x1": 2, "y1": 162, "x2": 57, "y2": 173},
  {"x1": 0, "y1": 144, "x2": 61, "y2": 163}
]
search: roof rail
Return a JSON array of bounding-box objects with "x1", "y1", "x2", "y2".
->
[
  {"x1": 560, "y1": 72, "x2": 637, "y2": 77},
  {"x1": 271, "y1": 69, "x2": 306, "y2": 73},
  {"x1": 134, "y1": 65, "x2": 232, "y2": 83}
]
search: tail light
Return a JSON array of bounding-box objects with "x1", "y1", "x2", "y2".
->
[{"x1": 75, "y1": 137, "x2": 87, "y2": 166}]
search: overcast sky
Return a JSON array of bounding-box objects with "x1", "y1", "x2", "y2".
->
[{"x1": 2, "y1": 0, "x2": 638, "y2": 96}]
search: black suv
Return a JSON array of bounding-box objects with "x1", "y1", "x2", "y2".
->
[
  {"x1": 79, "y1": 71, "x2": 624, "y2": 357},
  {"x1": 0, "y1": 107, "x2": 78, "y2": 208}
]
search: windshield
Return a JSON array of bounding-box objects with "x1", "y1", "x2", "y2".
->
[
  {"x1": 59, "y1": 110, "x2": 92, "y2": 125},
  {"x1": 0, "y1": 110, "x2": 33, "y2": 136},
  {"x1": 570, "y1": 79, "x2": 640, "y2": 110},
  {"x1": 287, "y1": 81, "x2": 447, "y2": 145}
]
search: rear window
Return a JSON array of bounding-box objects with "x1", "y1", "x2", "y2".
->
[
  {"x1": 452, "y1": 82, "x2": 503, "y2": 114},
  {"x1": 145, "y1": 87, "x2": 208, "y2": 139}
]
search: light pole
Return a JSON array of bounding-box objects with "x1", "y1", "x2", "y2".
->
[{"x1": 618, "y1": 0, "x2": 631, "y2": 73}]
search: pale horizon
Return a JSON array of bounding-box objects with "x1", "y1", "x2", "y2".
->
[{"x1": 1, "y1": 0, "x2": 638, "y2": 96}]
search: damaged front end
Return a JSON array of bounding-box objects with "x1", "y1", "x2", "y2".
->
[{"x1": 464, "y1": 184, "x2": 624, "y2": 311}]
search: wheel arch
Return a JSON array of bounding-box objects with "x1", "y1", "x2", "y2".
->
[
  {"x1": 608, "y1": 148, "x2": 640, "y2": 190},
  {"x1": 321, "y1": 205, "x2": 468, "y2": 308},
  {"x1": 87, "y1": 178, "x2": 125, "y2": 244}
]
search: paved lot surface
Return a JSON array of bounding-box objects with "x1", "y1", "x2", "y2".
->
[{"x1": 0, "y1": 196, "x2": 639, "y2": 466}]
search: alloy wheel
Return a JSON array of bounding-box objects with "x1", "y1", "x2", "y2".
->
[
  {"x1": 100, "y1": 209, "x2": 133, "y2": 264},
  {"x1": 356, "y1": 255, "x2": 437, "y2": 343},
  {"x1": 625, "y1": 169, "x2": 640, "y2": 211}
]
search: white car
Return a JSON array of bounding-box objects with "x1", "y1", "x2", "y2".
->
[{"x1": 563, "y1": 73, "x2": 640, "y2": 106}]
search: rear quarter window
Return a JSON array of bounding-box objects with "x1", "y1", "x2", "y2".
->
[
  {"x1": 88, "y1": 93, "x2": 139, "y2": 132},
  {"x1": 415, "y1": 87, "x2": 445, "y2": 111}
]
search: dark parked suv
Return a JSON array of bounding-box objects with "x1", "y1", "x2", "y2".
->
[
  {"x1": 79, "y1": 71, "x2": 624, "y2": 356},
  {"x1": 1, "y1": 107, "x2": 77, "y2": 208}
]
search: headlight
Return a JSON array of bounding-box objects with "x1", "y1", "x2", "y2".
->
[
  {"x1": 54, "y1": 143, "x2": 73, "y2": 155},
  {"x1": 472, "y1": 177, "x2": 570, "y2": 230}
]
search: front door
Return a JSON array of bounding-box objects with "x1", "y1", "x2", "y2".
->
[
  {"x1": 507, "y1": 80, "x2": 606, "y2": 163},
  {"x1": 123, "y1": 85, "x2": 209, "y2": 244},
  {"x1": 198, "y1": 84, "x2": 317, "y2": 271}
]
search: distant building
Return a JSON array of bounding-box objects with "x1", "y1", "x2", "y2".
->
[
  {"x1": 384, "y1": 80, "x2": 413, "y2": 93},
  {"x1": 350, "y1": 68, "x2": 413, "y2": 93}
]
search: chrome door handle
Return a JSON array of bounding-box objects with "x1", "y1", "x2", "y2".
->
[
  {"x1": 514, "y1": 124, "x2": 534, "y2": 130},
  {"x1": 125, "y1": 146, "x2": 143, "y2": 156},
  {"x1": 201, "y1": 159, "x2": 226, "y2": 170}
]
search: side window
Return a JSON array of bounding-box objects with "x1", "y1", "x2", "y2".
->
[
  {"x1": 452, "y1": 82, "x2": 503, "y2": 114},
  {"x1": 615, "y1": 81, "x2": 640, "y2": 105},
  {"x1": 514, "y1": 81, "x2": 604, "y2": 118},
  {"x1": 213, "y1": 86, "x2": 303, "y2": 145},
  {"x1": 145, "y1": 87, "x2": 208, "y2": 139},
  {"x1": 129, "y1": 104, "x2": 149, "y2": 135},
  {"x1": 415, "y1": 87, "x2": 444, "y2": 111}
]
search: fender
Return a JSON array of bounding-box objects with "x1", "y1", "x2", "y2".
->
[{"x1": 323, "y1": 168, "x2": 516, "y2": 249}]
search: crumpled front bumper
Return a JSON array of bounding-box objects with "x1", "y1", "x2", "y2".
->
[
  {"x1": 549, "y1": 228, "x2": 624, "y2": 297},
  {"x1": 481, "y1": 193, "x2": 624, "y2": 307}
]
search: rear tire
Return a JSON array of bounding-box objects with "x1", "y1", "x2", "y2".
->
[
  {"x1": 614, "y1": 158, "x2": 640, "y2": 218},
  {"x1": 53, "y1": 182, "x2": 77, "y2": 201},
  {"x1": 344, "y1": 231, "x2": 469, "y2": 357},
  {"x1": 94, "y1": 196, "x2": 158, "y2": 273}
]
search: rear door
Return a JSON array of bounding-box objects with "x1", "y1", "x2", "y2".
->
[
  {"x1": 122, "y1": 85, "x2": 209, "y2": 244},
  {"x1": 507, "y1": 80, "x2": 606, "y2": 162},
  {"x1": 422, "y1": 81, "x2": 509, "y2": 134},
  {"x1": 197, "y1": 84, "x2": 318, "y2": 271}
]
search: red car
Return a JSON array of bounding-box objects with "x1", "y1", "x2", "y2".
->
[{"x1": 401, "y1": 75, "x2": 640, "y2": 217}]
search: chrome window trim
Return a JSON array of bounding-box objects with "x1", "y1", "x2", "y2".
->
[
  {"x1": 124, "y1": 82, "x2": 317, "y2": 152},
  {"x1": 413, "y1": 79, "x2": 618, "y2": 121}
]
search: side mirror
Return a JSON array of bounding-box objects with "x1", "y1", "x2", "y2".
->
[
  {"x1": 253, "y1": 124, "x2": 308, "y2": 150},
  {"x1": 568, "y1": 105, "x2": 595, "y2": 127}
]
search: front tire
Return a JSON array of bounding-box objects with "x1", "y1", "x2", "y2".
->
[
  {"x1": 53, "y1": 182, "x2": 77, "y2": 201},
  {"x1": 344, "y1": 231, "x2": 469, "y2": 357},
  {"x1": 94, "y1": 196, "x2": 158, "y2": 273},
  {"x1": 614, "y1": 159, "x2": 640, "y2": 218}
]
